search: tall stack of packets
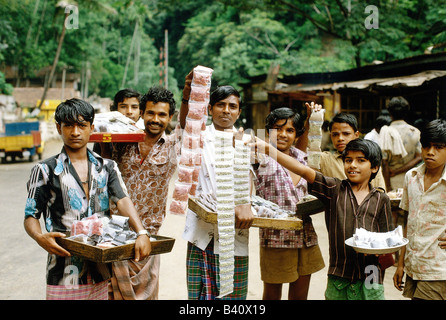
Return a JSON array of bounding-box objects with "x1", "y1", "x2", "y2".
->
[
  {"x1": 214, "y1": 130, "x2": 236, "y2": 297},
  {"x1": 307, "y1": 109, "x2": 325, "y2": 169},
  {"x1": 169, "y1": 66, "x2": 213, "y2": 215}
]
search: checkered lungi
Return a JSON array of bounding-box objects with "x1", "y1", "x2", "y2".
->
[
  {"x1": 186, "y1": 240, "x2": 248, "y2": 300},
  {"x1": 46, "y1": 280, "x2": 108, "y2": 300}
]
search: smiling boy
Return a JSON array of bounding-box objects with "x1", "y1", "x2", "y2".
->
[
  {"x1": 251, "y1": 137, "x2": 393, "y2": 300},
  {"x1": 393, "y1": 119, "x2": 446, "y2": 300},
  {"x1": 253, "y1": 107, "x2": 325, "y2": 300},
  {"x1": 320, "y1": 113, "x2": 387, "y2": 191}
]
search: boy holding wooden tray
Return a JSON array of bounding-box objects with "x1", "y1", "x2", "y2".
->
[
  {"x1": 250, "y1": 136, "x2": 393, "y2": 300},
  {"x1": 24, "y1": 99, "x2": 151, "y2": 300},
  {"x1": 253, "y1": 106, "x2": 325, "y2": 300}
]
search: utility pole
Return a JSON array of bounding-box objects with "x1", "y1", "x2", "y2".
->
[{"x1": 164, "y1": 29, "x2": 168, "y2": 89}]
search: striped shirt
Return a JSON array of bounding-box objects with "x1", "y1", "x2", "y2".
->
[{"x1": 309, "y1": 172, "x2": 393, "y2": 283}]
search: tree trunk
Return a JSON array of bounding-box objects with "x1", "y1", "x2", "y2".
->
[
  {"x1": 37, "y1": 12, "x2": 69, "y2": 109},
  {"x1": 263, "y1": 62, "x2": 280, "y2": 91},
  {"x1": 121, "y1": 20, "x2": 138, "y2": 88}
]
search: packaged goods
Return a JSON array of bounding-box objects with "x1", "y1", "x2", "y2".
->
[
  {"x1": 169, "y1": 66, "x2": 213, "y2": 215},
  {"x1": 93, "y1": 111, "x2": 142, "y2": 133},
  {"x1": 70, "y1": 214, "x2": 138, "y2": 247},
  {"x1": 353, "y1": 226, "x2": 405, "y2": 249},
  {"x1": 307, "y1": 109, "x2": 325, "y2": 169}
]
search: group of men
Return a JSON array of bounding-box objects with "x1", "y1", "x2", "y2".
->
[{"x1": 23, "y1": 66, "x2": 435, "y2": 301}]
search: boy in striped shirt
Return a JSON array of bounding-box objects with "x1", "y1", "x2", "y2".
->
[{"x1": 252, "y1": 137, "x2": 393, "y2": 300}]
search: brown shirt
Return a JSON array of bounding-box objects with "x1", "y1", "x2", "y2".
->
[{"x1": 309, "y1": 172, "x2": 393, "y2": 283}]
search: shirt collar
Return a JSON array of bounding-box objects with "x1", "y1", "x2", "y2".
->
[
  {"x1": 206, "y1": 123, "x2": 237, "y2": 141},
  {"x1": 57, "y1": 147, "x2": 102, "y2": 175},
  {"x1": 335, "y1": 150, "x2": 343, "y2": 159},
  {"x1": 412, "y1": 163, "x2": 446, "y2": 182}
]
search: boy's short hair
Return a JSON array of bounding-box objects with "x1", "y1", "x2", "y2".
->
[
  {"x1": 210, "y1": 85, "x2": 241, "y2": 109},
  {"x1": 342, "y1": 138, "x2": 382, "y2": 181},
  {"x1": 375, "y1": 115, "x2": 391, "y2": 130},
  {"x1": 387, "y1": 96, "x2": 409, "y2": 120},
  {"x1": 329, "y1": 112, "x2": 358, "y2": 132},
  {"x1": 140, "y1": 86, "x2": 176, "y2": 116},
  {"x1": 420, "y1": 119, "x2": 446, "y2": 148},
  {"x1": 111, "y1": 88, "x2": 141, "y2": 111},
  {"x1": 55, "y1": 98, "x2": 95, "y2": 125},
  {"x1": 265, "y1": 107, "x2": 305, "y2": 137}
]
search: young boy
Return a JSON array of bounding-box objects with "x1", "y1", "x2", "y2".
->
[
  {"x1": 93, "y1": 88, "x2": 141, "y2": 158},
  {"x1": 24, "y1": 98, "x2": 151, "y2": 300},
  {"x1": 320, "y1": 113, "x2": 387, "y2": 191},
  {"x1": 252, "y1": 137, "x2": 393, "y2": 300},
  {"x1": 253, "y1": 106, "x2": 325, "y2": 300},
  {"x1": 393, "y1": 119, "x2": 446, "y2": 300}
]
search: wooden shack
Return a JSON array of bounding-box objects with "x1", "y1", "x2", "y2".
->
[{"x1": 242, "y1": 52, "x2": 446, "y2": 133}]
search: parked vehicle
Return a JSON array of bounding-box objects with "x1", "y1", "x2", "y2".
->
[{"x1": 0, "y1": 121, "x2": 43, "y2": 163}]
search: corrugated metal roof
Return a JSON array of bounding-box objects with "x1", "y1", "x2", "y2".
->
[{"x1": 276, "y1": 70, "x2": 446, "y2": 92}]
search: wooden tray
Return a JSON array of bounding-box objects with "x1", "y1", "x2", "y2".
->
[
  {"x1": 390, "y1": 198, "x2": 401, "y2": 210},
  {"x1": 89, "y1": 132, "x2": 145, "y2": 143},
  {"x1": 56, "y1": 235, "x2": 175, "y2": 263},
  {"x1": 188, "y1": 198, "x2": 303, "y2": 230},
  {"x1": 296, "y1": 198, "x2": 325, "y2": 216}
]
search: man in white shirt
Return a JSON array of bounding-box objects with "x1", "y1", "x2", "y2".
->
[{"x1": 180, "y1": 76, "x2": 254, "y2": 299}]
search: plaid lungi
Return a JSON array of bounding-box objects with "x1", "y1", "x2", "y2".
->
[
  {"x1": 186, "y1": 240, "x2": 248, "y2": 300},
  {"x1": 46, "y1": 280, "x2": 108, "y2": 300}
]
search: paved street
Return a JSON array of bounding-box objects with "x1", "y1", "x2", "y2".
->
[{"x1": 0, "y1": 138, "x2": 407, "y2": 300}]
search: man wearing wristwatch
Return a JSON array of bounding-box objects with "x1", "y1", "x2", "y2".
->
[{"x1": 109, "y1": 86, "x2": 180, "y2": 300}]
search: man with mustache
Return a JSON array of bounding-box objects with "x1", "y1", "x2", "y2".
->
[{"x1": 109, "y1": 86, "x2": 178, "y2": 300}]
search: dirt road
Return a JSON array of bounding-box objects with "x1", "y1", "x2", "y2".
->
[{"x1": 0, "y1": 139, "x2": 407, "y2": 300}]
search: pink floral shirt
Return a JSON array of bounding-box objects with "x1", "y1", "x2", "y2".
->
[
  {"x1": 254, "y1": 147, "x2": 318, "y2": 248},
  {"x1": 112, "y1": 133, "x2": 177, "y2": 235}
]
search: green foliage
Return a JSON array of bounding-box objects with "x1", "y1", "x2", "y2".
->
[
  {"x1": 0, "y1": 71, "x2": 13, "y2": 95},
  {"x1": 0, "y1": 0, "x2": 444, "y2": 99}
]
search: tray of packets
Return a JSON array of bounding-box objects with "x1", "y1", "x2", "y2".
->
[
  {"x1": 189, "y1": 195, "x2": 305, "y2": 231},
  {"x1": 89, "y1": 111, "x2": 146, "y2": 143},
  {"x1": 56, "y1": 214, "x2": 175, "y2": 263}
]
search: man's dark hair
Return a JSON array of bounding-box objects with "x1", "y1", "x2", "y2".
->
[
  {"x1": 375, "y1": 115, "x2": 391, "y2": 131},
  {"x1": 420, "y1": 119, "x2": 446, "y2": 148},
  {"x1": 55, "y1": 98, "x2": 95, "y2": 125},
  {"x1": 329, "y1": 112, "x2": 358, "y2": 132},
  {"x1": 387, "y1": 96, "x2": 410, "y2": 120},
  {"x1": 342, "y1": 138, "x2": 382, "y2": 181},
  {"x1": 140, "y1": 86, "x2": 176, "y2": 115},
  {"x1": 209, "y1": 85, "x2": 241, "y2": 109},
  {"x1": 111, "y1": 88, "x2": 141, "y2": 111},
  {"x1": 265, "y1": 107, "x2": 305, "y2": 137}
]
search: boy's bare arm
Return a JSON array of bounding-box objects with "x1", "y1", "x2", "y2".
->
[
  {"x1": 295, "y1": 102, "x2": 322, "y2": 152},
  {"x1": 393, "y1": 220, "x2": 407, "y2": 291},
  {"x1": 24, "y1": 216, "x2": 71, "y2": 257},
  {"x1": 252, "y1": 137, "x2": 316, "y2": 184},
  {"x1": 179, "y1": 70, "x2": 193, "y2": 129}
]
